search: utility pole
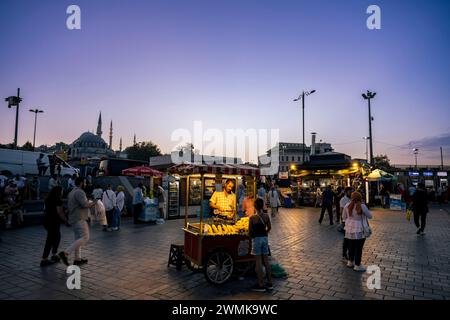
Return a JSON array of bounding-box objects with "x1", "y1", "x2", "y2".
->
[
  {"x1": 294, "y1": 90, "x2": 316, "y2": 164},
  {"x1": 441, "y1": 146, "x2": 444, "y2": 170}
]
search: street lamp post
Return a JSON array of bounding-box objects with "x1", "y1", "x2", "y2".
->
[
  {"x1": 413, "y1": 148, "x2": 419, "y2": 169},
  {"x1": 29, "y1": 108, "x2": 44, "y2": 151},
  {"x1": 362, "y1": 91, "x2": 376, "y2": 166},
  {"x1": 363, "y1": 137, "x2": 370, "y2": 162},
  {"x1": 5, "y1": 88, "x2": 23, "y2": 149},
  {"x1": 294, "y1": 90, "x2": 316, "y2": 165}
]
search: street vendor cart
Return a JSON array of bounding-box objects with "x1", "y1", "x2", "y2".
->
[{"x1": 168, "y1": 162, "x2": 259, "y2": 285}]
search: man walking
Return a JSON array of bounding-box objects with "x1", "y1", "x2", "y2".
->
[
  {"x1": 319, "y1": 185, "x2": 335, "y2": 225},
  {"x1": 412, "y1": 182, "x2": 429, "y2": 236},
  {"x1": 59, "y1": 177, "x2": 96, "y2": 266}
]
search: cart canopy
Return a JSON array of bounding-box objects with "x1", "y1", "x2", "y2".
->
[
  {"x1": 365, "y1": 169, "x2": 394, "y2": 181},
  {"x1": 121, "y1": 165, "x2": 163, "y2": 177},
  {"x1": 168, "y1": 162, "x2": 260, "y2": 177}
]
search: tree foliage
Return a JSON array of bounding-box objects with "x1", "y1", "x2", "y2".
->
[{"x1": 124, "y1": 141, "x2": 162, "y2": 162}]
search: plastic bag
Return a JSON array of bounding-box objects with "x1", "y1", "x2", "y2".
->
[{"x1": 406, "y1": 209, "x2": 413, "y2": 222}]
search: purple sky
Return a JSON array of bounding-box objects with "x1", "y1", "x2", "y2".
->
[{"x1": 0, "y1": 0, "x2": 449, "y2": 165}]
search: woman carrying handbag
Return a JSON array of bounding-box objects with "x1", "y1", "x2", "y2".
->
[{"x1": 342, "y1": 191, "x2": 373, "y2": 272}]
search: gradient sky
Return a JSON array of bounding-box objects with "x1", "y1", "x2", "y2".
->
[{"x1": 0, "y1": 0, "x2": 449, "y2": 165}]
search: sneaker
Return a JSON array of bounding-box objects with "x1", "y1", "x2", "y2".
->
[
  {"x1": 58, "y1": 251, "x2": 69, "y2": 266},
  {"x1": 251, "y1": 284, "x2": 266, "y2": 292},
  {"x1": 416, "y1": 229, "x2": 421, "y2": 235},
  {"x1": 353, "y1": 265, "x2": 366, "y2": 272},
  {"x1": 420, "y1": 231, "x2": 426, "y2": 236},
  {"x1": 112, "y1": 227, "x2": 119, "y2": 231},
  {"x1": 266, "y1": 283, "x2": 274, "y2": 290},
  {"x1": 50, "y1": 255, "x2": 61, "y2": 263},
  {"x1": 40, "y1": 259, "x2": 53, "y2": 267},
  {"x1": 346, "y1": 260, "x2": 354, "y2": 268},
  {"x1": 73, "y1": 259, "x2": 88, "y2": 266}
]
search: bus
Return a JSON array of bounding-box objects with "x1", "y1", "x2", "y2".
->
[{"x1": 98, "y1": 158, "x2": 148, "y2": 176}]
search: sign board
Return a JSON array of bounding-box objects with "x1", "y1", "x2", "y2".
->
[
  {"x1": 390, "y1": 194, "x2": 405, "y2": 211},
  {"x1": 408, "y1": 171, "x2": 419, "y2": 177},
  {"x1": 279, "y1": 172, "x2": 289, "y2": 179},
  {"x1": 423, "y1": 172, "x2": 433, "y2": 177},
  {"x1": 437, "y1": 172, "x2": 448, "y2": 177},
  {"x1": 425, "y1": 180, "x2": 434, "y2": 187}
]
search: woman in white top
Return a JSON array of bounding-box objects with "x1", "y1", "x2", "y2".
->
[
  {"x1": 342, "y1": 191, "x2": 372, "y2": 272},
  {"x1": 115, "y1": 185, "x2": 126, "y2": 230}
]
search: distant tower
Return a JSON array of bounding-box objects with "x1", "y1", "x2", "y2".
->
[
  {"x1": 96, "y1": 112, "x2": 102, "y2": 137},
  {"x1": 133, "y1": 134, "x2": 137, "y2": 145},
  {"x1": 119, "y1": 137, "x2": 123, "y2": 152},
  {"x1": 109, "y1": 121, "x2": 113, "y2": 149}
]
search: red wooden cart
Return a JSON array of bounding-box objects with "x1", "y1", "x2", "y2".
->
[{"x1": 168, "y1": 162, "x2": 260, "y2": 285}]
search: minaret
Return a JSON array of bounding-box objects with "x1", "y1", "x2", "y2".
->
[
  {"x1": 96, "y1": 112, "x2": 102, "y2": 137},
  {"x1": 119, "y1": 137, "x2": 122, "y2": 152},
  {"x1": 133, "y1": 134, "x2": 137, "y2": 145},
  {"x1": 109, "y1": 120, "x2": 113, "y2": 149}
]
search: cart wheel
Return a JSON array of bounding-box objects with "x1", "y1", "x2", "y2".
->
[
  {"x1": 185, "y1": 258, "x2": 203, "y2": 272},
  {"x1": 204, "y1": 250, "x2": 234, "y2": 285}
]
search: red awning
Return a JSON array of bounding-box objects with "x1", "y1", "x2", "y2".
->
[
  {"x1": 122, "y1": 166, "x2": 163, "y2": 177},
  {"x1": 168, "y1": 162, "x2": 260, "y2": 177}
]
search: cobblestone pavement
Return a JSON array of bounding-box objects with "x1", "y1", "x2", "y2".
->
[{"x1": 1, "y1": 206, "x2": 450, "y2": 300}]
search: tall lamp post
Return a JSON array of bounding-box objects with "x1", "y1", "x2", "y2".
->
[
  {"x1": 413, "y1": 148, "x2": 419, "y2": 169},
  {"x1": 362, "y1": 91, "x2": 376, "y2": 166},
  {"x1": 363, "y1": 136, "x2": 370, "y2": 162},
  {"x1": 294, "y1": 90, "x2": 316, "y2": 164},
  {"x1": 5, "y1": 88, "x2": 22, "y2": 149},
  {"x1": 29, "y1": 108, "x2": 44, "y2": 150}
]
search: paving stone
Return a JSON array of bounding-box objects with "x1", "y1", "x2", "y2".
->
[{"x1": 1, "y1": 206, "x2": 450, "y2": 300}]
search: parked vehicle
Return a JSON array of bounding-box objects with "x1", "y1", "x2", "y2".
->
[
  {"x1": 98, "y1": 158, "x2": 148, "y2": 176},
  {"x1": 0, "y1": 148, "x2": 79, "y2": 177}
]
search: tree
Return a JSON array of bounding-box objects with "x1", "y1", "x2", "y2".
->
[
  {"x1": 21, "y1": 141, "x2": 34, "y2": 151},
  {"x1": 373, "y1": 154, "x2": 391, "y2": 170},
  {"x1": 124, "y1": 141, "x2": 162, "y2": 162}
]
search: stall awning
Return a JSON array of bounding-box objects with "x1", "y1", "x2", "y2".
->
[
  {"x1": 168, "y1": 162, "x2": 260, "y2": 177},
  {"x1": 365, "y1": 169, "x2": 394, "y2": 181},
  {"x1": 122, "y1": 166, "x2": 163, "y2": 177}
]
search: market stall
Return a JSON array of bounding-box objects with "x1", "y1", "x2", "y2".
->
[
  {"x1": 122, "y1": 166, "x2": 164, "y2": 221},
  {"x1": 168, "y1": 162, "x2": 259, "y2": 285}
]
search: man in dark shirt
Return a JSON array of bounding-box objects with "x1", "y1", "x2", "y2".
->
[
  {"x1": 412, "y1": 182, "x2": 429, "y2": 235},
  {"x1": 319, "y1": 185, "x2": 335, "y2": 225}
]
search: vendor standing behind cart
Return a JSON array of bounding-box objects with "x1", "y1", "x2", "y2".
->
[{"x1": 209, "y1": 179, "x2": 236, "y2": 220}]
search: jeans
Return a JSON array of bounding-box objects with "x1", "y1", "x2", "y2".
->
[
  {"x1": 66, "y1": 221, "x2": 90, "y2": 260},
  {"x1": 113, "y1": 208, "x2": 121, "y2": 228},
  {"x1": 414, "y1": 210, "x2": 428, "y2": 232},
  {"x1": 342, "y1": 237, "x2": 350, "y2": 259},
  {"x1": 348, "y1": 238, "x2": 366, "y2": 266},
  {"x1": 319, "y1": 204, "x2": 333, "y2": 224},
  {"x1": 42, "y1": 224, "x2": 61, "y2": 259},
  {"x1": 106, "y1": 209, "x2": 115, "y2": 228}
]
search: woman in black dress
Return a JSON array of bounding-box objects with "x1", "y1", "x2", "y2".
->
[{"x1": 41, "y1": 186, "x2": 67, "y2": 267}]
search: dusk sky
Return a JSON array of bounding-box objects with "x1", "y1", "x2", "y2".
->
[{"x1": 0, "y1": 0, "x2": 449, "y2": 165}]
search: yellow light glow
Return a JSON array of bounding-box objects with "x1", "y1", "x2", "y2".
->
[{"x1": 290, "y1": 164, "x2": 296, "y2": 170}]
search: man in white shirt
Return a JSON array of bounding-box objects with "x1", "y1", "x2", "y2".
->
[
  {"x1": 102, "y1": 184, "x2": 117, "y2": 231},
  {"x1": 339, "y1": 187, "x2": 353, "y2": 262},
  {"x1": 48, "y1": 174, "x2": 59, "y2": 191}
]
